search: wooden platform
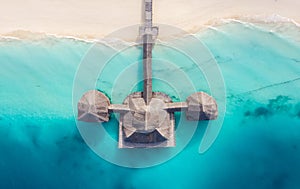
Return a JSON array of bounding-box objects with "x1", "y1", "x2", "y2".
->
[{"x1": 118, "y1": 92, "x2": 175, "y2": 148}]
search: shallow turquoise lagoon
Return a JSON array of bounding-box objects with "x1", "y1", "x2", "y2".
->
[{"x1": 0, "y1": 21, "x2": 300, "y2": 188}]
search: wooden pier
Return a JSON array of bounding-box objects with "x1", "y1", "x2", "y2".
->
[
  {"x1": 77, "y1": 0, "x2": 218, "y2": 149},
  {"x1": 141, "y1": 0, "x2": 158, "y2": 104}
]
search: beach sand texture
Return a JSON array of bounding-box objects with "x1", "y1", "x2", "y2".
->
[{"x1": 1, "y1": 0, "x2": 300, "y2": 39}]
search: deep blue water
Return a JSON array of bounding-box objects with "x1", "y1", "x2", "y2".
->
[{"x1": 0, "y1": 21, "x2": 300, "y2": 188}]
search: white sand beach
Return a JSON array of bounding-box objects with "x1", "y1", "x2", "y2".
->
[{"x1": 1, "y1": 0, "x2": 300, "y2": 39}]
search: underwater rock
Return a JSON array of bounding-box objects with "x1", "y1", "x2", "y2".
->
[
  {"x1": 253, "y1": 107, "x2": 271, "y2": 117},
  {"x1": 244, "y1": 111, "x2": 252, "y2": 117},
  {"x1": 297, "y1": 111, "x2": 300, "y2": 118},
  {"x1": 244, "y1": 95, "x2": 298, "y2": 119},
  {"x1": 267, "y1": 95, "x2": 292, "y2": 113},
  {"x1": 294, "y1": 103, "x2": 300, "y2": 118}
]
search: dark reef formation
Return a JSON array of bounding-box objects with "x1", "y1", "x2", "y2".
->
[{"x1": 244, "y1": 95, "x2": 300, "y2": 118}]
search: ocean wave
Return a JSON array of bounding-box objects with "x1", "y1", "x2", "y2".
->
[
  {"x1": 1, "y1": 14, "x2": 300, "y2": 44},
  {"x1": 246, "y1": 14, "x2": 300, "y2": 26},
  {"x1": 239, "y1": 14, "x2": 300, "y2": 45},
  {"x1": 0, "y1": 30, "x2": 99, "y2": 43},
  {"x1": 198, "y1": 14, "x2": 300, "y2": 47},
  {"x1": 0, "y1": 30, "x2": 137, "y2": 51},
  {"x1": 214, "y1": 14, "x2": 300, "y2": 27}
]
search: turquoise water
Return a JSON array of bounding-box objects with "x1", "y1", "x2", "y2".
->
[{"x1": 1, "y1": 21, "x2": 300, "y2": 188}]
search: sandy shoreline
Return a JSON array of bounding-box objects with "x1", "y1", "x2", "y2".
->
[{"x1": 1, "y1": 0, "x2": 300, "y2": 40}]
